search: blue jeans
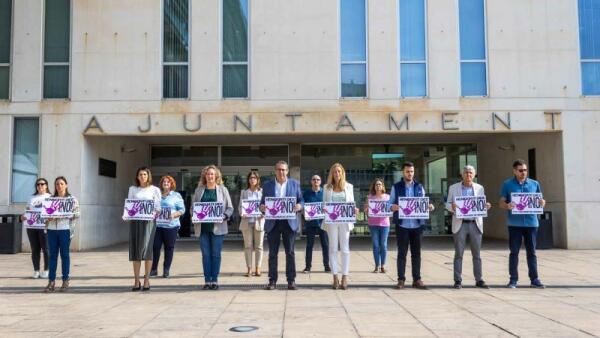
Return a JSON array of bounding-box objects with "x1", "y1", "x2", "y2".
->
[
  {"x1": 200, "y1": 232, "x2": 224, "y2": 283},
  {"x1": 369, "y1": 226, "x2": 390, "y2": 267},
  {"x1": 47, "y1": 229, "x2": 71, "y2": 282},
  {"x1": 508, "y1": 226, "x2": 539, "y2": 283}
]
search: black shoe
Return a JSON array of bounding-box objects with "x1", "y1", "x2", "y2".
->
[
  {"x1": 265, "y1": 282, "x2": 276, "y2": 290},
  {"x1": 202, "y1": 284, "x2": 211, "y2": 290},
  {"x1": 530, "y1": 279, "x2": 545, "y2": 289},
  {"x1": 324, "y1": 266, "x2": 331, "y2": 272},
  {"x1": 453, "y1": 281, "x2": 462, "y2": 289},
  {"x1": 476, "y1": 280, "x2": 489, "y2": 289},
  {"x1": 287, "y1": 282, "x2": 297, "y2": 290},
  {"x1": 131, "y1": 280, "x2": 142, "y2": 292},
  {"x1": 210, "y1": 283, "x2": 219, "y2": 290},
  {"x1": 149, "y1": 270, "x2": 158, "y2": 277},
  {"x1": 163, "y1": 270, "x2": 170, "y2": 278},
  {"x1": 142, "y1": 284, "x2": 151, "y2": 291},
  {"x1": 302, "y1": 268, "x2": 310, "y2": 273}
]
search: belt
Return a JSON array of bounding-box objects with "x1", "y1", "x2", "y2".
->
[{"x1": 462, "y1": 219, "x2": 477, "y2": 223}]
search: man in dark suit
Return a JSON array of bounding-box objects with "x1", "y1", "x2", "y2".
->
[{"x1": 260, "y1": 161, "x2": 304, "y2": 290}]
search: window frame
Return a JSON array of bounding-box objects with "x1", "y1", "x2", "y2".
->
[
  {"x1": 220, "y1": 0, "x2": 251, "y2": 100},
  {"x1": 42, "y1": 0, "x2": 72, "y2": 100},
  {"x1": 456, "y1": 0, "x2": 489, "y2": 98},
  {"x1": 397, "y1": 0, "x2": 429, "y2": 98},
  {"x1": 161, "y1": 0, "x2": 191, "y2": 100},
  {"x1": 339, "y1": 0, "x2": 369, "y2": 99},
  {"x1": 10, "y1": 116, "x2": 41, "y2": 204}
]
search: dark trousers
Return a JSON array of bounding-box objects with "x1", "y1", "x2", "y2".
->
[
  {"x1": 47, "y1": 229, "x2": 71, "y2": 282},
  {"x1": 305, "y1": 226, "x2": 329, "y2": 269},
  {"x1": 268, "y1": 220, "x2": 296, "y2": 284},
  {"x1": 151, "y1": 227, "x2": 178, "y2": 273},
  {"x1": 508, "y1": 226, "x2": 539, "y2": 282},
  {"x1": 27, "y1": 228, "x2": 48, "y2": 271},
  {"x1": 396, "y1": 225, "x2": 423, "y2": 282}
]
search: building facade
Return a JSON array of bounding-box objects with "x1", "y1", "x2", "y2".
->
[{"x1": 1, "y1": 0, "x2": 599, "y2": 250}]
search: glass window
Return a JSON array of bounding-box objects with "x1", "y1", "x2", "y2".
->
[
  {"x1": 221, "y1": 146, "x2": 288, "y2": 166},
  {"x1": 458, "y1": 0, "x2": 487, "y2": 96},
  {"x1": 0, "y1": 0, "x2": 11, "y2": 100},
  {"x1": 223, "y1": 0, "x2": 249, "y2": 98},
  {"x1": 43, "y1": 0, "x2": 70, "y2": 99},
  {"x1": 578, "y1": 0, "x2": 600, "y2": 95},
  {"x1": 163, "y1": 0, "x2": 189, "y2": 99},
  {"x1": 399, "y1": 0, "x2": 427, "y2": 97},
  {"x1": 11, "y1": 118, "x2": 40, "y2": 203},
  {"x1": 340, "y1": 0, "x2": 367, "y2": 97}
]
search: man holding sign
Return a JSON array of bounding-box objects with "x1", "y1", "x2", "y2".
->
[
  {"x1": 446, "y1": 165, "x2": 491, "y2": 289},
  {"x1": 500, "y1": 159, "x2": 546, "y2": 289},
  {"x1": 389, "y1": 162, "x2": 434, "y2": 290},
  {"x1": 260, "y1": 161, "x2": 304, "y2": 290},
  {"x1": 301, "y1": 175, "x2": 330, "y2": 274}
]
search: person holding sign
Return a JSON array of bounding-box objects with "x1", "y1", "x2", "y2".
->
[
  {"x1": 500, "y1": 159, "x2": 546, "y2": 289},
  {"x1": 126, "y1": 167, "x2": 161, "y2": 291},
  {"x1": 389, "y1": 162, "x2": 434, "y2": 290},
  {"x1": 238, "y1": 170, "x2": 265, "y2": 277},
  {"x1": 364, "y1": 178, "x2": 390, "y2": 274},
  {"x1": 150, "y1": 175, "x2": 185, "y2": 278},
  {"x1": 302, "y1": 174, "x2": 330, "y2": 274},
  {"x1": 260, "y1": 161, "x2": 303, "y2": 290},
  {"x1": 20, "y1": 178, "x2": 51, "y2": 279},
  {"x1": 44, "y1": 177, "x2": 79, "y2": 292},
  {"x1": 323, "y1": 163, "x2": 358, "y2": 290},
  {"x1": 446, "y1": 165, "x2": 491, "y2": 289},
  {"x1": 192, "y1": 165, "x2": 234, "y2": 290}
]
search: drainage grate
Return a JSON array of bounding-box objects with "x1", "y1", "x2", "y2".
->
[{"x1": 229, "y1": 326, "x2": 259, "y2": 333}]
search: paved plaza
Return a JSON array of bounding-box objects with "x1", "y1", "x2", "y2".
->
[{"x1": 1, "y1": 237, "x2": 600, "y2": 337}]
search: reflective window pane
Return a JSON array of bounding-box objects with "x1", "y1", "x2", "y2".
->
[
  {"x1": 341, "y1": 0, "x2": 366, "y2": 62},
  {"x1": 401, "y1": 63, "x2": 426, "y2": 97},
  {"x1": 223, "y1": 0, "x2": 248, "y2": 62},
  {"x1": 458, "y1": 0, "x2": 486, "y2": 60},
  {"x1": 0, "y1": 0, "x2": 11, "y2": 63},
  {"x1": 44, "y1": 0, "x2": 70, "y2": 63},
  {"x1": 182, "y1": 147, "x2": 219, "y2": 166},
  {"x1": 460, "y1": 62, "x2": 487, "y2": 96},
  {"x1": 221, "y1": 146, "x2": 288, "y2": 166},
  {"x1": 582, "y1": 62, "x2": 600, "y2": 95},
  {"x1": 341, "y1": 64, "x2": 366, "y2": 97},
  {"x1": 400, "y1": 0, "x2": 426, "y2": 62},
  {"x1": 11, "y1": 118, "x2": 39, "y2": 203},
  {"x1": 164, "y1": 0, "x2": 189, "y2": 63},
  {"x1": 578, "y1": 0, "x2": 600, "y2": 59},
  {"x1": 223, "y1": 64, "x2": 248, "y2": 98},
  {"x1": 0, "y1": 67, "x2": 8, "y2": 100},
  {"x1": 163, "y1": 65, "x2": 188, "y2": 98},
  {"x1": 43, "y1": 65, "x2": 69, "y2": 99}
]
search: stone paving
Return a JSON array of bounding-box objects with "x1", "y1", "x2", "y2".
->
[{"x1": 1, "y1": 237, "x2": 600, "y2": 337}]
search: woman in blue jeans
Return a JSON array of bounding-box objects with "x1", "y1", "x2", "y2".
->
[
  {"x1": 44, "y1": 176, "x2": 79, "y2": 292},
  {"x1": 192, "y1": 165, "x2": 233, "y2": 290},
  {"x1": 364, "y1": 178, "x2": 390, "y2": 273}
]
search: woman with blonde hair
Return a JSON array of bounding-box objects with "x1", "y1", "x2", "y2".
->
[
  {"x1": 192, "y1": 165, "x2": 234, "y2": 290},
  {"x1": 239, "y1": 170, "x2": 265, "y2": 277},
  {"x1": 323, "y1": 163, "x2": 358, "y2": 289}
]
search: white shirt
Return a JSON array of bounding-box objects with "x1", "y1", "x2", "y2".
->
[
  {"x1": 275, "y1": 179, "x2": 288, "y2": 198},
  {"x1": 127, "y1": 185, "x2": 161, "y2": 212}
]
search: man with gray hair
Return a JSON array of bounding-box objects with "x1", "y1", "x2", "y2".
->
[{"x1": 445, "y1": 165, "x2": 491, "y2": 289}]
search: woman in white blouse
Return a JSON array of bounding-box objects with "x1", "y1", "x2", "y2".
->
[
  {"x1": 323, "y1": 163, "x2": 358, "y2": 290},
  {"x1": 20, "y1": 178, "x2": 51, "y2": 279},
  {"x1": 126, "y1": 167, "x2": 161, "y2": 291},
  {"x1": 238, "y1": 170, "x2": 265, "y2": 277}
]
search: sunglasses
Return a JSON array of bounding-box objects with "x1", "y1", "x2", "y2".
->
[{"x1": 36, "y1": 182, "x2": 47, "y2": 186}]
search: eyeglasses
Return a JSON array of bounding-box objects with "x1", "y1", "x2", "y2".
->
[
  {"x1": 517, "y1": 169, "x2": 528, "y2": 173},
  {"x1": 312, "y1": 178, "x2": 321, "y2": 181}
]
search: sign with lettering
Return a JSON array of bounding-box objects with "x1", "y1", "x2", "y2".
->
[
  {"x1": 324, "y1": 202, "x2": 356, "y2": 223},
  {"x1": 156, "y1": 207, "x2": 172, "y2": 226},
  {"x1": 264, "y1": 197, "x2": 297, "y2": 220},
  {"x1": 122, "y1": 199, "x2": 156, "y2": 221},
  {"x1": 23, "y1": 211, "x2": 45, "y2": 229},
  {"x1": 241, "y1": 199, "x2": 262, "y2": 217},
  {"x1": 510, "y1": 193, "x2": 544, "y2": 215},
  {"x1": 192, "y1": 202, "x2": 225, "y2": 223},
  {"x1": 454, "y1": 196, "x2": 488, "y2": 218},
  {"x1": 304, "y1": 202, "x2": 325, "y2": 221},
  {"x1": 397, "y1": 197, "x2": 430, "y2": 219},
  {"x1": 368, "y1": 199, "x2": 392, "y2": 218},
  {"x1": 41, "y1": 197, "x2": 76, "y2": 219}
]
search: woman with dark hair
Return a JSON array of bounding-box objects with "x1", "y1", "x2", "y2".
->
[
  {"x1": 20, "y1": 178, "x2": 51, "y2": 279},
  {"x1": 126, "y1": 167, "x2": 161, "y2": 291},
  {"x1": 238, "y1": 170, "x2": 265, "y2": 277},
  {"x1": 150, "y1": 175, "x2": 185, "y2": 278},
  {"x1": 45, "y1": 176, "x2": 79, "y2": 292},
  {"x1": 364, "y1": 178, "x2": 390, "y2": 273}
]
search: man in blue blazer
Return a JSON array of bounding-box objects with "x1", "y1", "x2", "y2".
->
[{"x1": 260, "y1": 160, "x2": 304, "y2": 290}]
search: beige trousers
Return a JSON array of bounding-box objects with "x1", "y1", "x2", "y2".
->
[{"x1": 241, "y1": 227, "x2": 264, "y2": 269}]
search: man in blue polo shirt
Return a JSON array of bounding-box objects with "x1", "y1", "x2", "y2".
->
[
  {"x1": 499, "y1": 159, "x2": 546, "y2": 289},
  {"x1": 302, "y1": 174, "x2": 330, "y2": 273}
]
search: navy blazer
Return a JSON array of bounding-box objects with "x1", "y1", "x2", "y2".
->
[{"x1": 260, "y1": 178, "x2": 304, "y2": 232}]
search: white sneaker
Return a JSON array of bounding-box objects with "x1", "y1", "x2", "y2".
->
[
  {"x1": 41, "y1": 270, "x2": 49, "y2": 278},
  {"x1": 32, "y1": 271, "x2": 40, "y2": 279}
]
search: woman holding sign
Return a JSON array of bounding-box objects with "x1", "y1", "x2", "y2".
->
[
  {"x1": 150, "y1": 175, "x2": 185, "y2": 278},
  {"x1": 364, "y1": 178, "x2": 390, "y2": 273},
  {"x1": 192, "y1": 165, "x2": 234, "y2": 290},
  {"x1": 323, "y1": 163, "x2": 358, "y2": 290},
  {"x1": 20, "y1": 178, "x2": 51, "y2": 279},
  {"x1": 44, "y1": 176, "x2": 79, "y2": 292},
  {"x1": 126, "y1": 167, "x2": 161, "y2": 291},
  {"x1": 238, "y1": 170, "x2": 265, "y2": 277}
]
